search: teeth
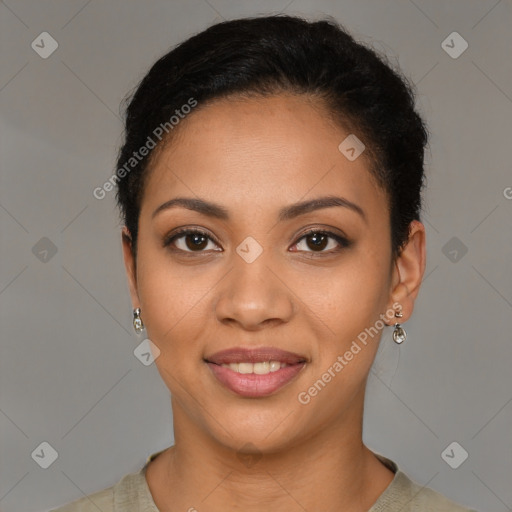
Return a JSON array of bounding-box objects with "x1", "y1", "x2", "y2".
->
[
  {"x1": 253, "y1": 362, "x2": 269, "y2": 374},
  {"x1": 238, "y1": 362, "x2": 253, "y2": 374},
  {"x1": 269, "y1": 361, "x2": 281, "y2": 372},
  {"x1": 220, "y1": 361, "x2": 288, "y2": 375}
]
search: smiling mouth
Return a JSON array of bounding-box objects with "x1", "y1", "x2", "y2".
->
[
  {"x1": 204, "y1": 347, "x2": 307, "y2": 397},
  {"x1": 219, "y1": 361, "x2": 291, "y2": 375}
]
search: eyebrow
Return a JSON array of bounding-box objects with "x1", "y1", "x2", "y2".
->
[{"x1": 152, "y1": 195, "x2": 366, "y2": 223}]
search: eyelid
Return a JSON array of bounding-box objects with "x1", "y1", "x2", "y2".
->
[
  {"x1": 292, "y1": 227, "x2": 351, "y2": 252},
  {"x1": 163, "y1": 226, "x2": 351, "y2": 254},
  {"x1": 162, "y1": 227, "x2": 222, "y2": 251}
]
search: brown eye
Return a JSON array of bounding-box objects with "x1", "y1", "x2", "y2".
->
[
  {"x1": 164, "y1": 229, "x2": 221, "y2": 253},
  {"x1": 304, "y1": 232, "x2": 329, "y2": 251},
  {"x1": 184, "y1": 232, "x2": 209, "y2": 251},
  {"x1": 291, "y1": 230, "x2": 350, "y2": 254}
]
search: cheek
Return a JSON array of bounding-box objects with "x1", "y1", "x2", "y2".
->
[
  {"x1": 296, "y1": 266, "x2": 391, "y2": 407},
  {"x1": 299, "y1": 254, "x2": 390, "y2": 338},
  {"x1": 136, "y1": 264, "x2": 208, "y2": 396},
  {"x1": 134, "y1": 243, "x2": 211, "y2": 355},
  {"x1": 297, "y1": 279, "x2": 389, "y2": 417}
]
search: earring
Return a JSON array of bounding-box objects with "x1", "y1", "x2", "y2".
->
[
  {"x1": 133, "y1": 307, "x2": 144, "y2": 334},
  {"x1": 392, "y1": 305, "x2": 407, "y2": 344}
]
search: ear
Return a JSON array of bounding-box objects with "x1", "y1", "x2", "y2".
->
[
  {"x1": 121, "y1": 226, "x2": 140, "y2": 310},
  {"x1": 387, "y1": 220, "x2": 426, "y2": 323}
]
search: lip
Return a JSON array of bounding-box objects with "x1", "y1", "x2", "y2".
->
[
  {"x1": 205, "y1": 347, "x2": 307, "y2": 398},
  {"x1": 205, "y1": 347, "x2": 306, "y2": 365}
]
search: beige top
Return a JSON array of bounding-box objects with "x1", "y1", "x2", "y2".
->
[{"x1": 51, "y1": 450, "x2": 477, "y2": 511}]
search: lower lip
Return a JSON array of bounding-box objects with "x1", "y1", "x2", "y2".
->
[{"x1": 206, "y1": 362, "x2": 306, "y2": 398}]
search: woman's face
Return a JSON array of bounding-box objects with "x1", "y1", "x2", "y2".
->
[{"x1": 123, "y1": 94, "x2": 417, "y2": 453}]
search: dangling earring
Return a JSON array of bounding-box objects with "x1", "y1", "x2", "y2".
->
[
  {"x1": 392, "y1": 305, "x2": 407, "y2": 344},
  {"x1": 133, "y1": 307, "x2": 144, "y2": 334}
]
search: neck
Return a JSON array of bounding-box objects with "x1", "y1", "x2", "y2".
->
[{"x1": 147, "y1": 387, "x2": 395, "y2": 512}]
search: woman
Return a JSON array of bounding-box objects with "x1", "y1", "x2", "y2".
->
[{"x1": 52, "y1": 15, "x2": 477, "y2": 512}]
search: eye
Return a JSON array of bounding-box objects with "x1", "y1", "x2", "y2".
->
[
  {"x1": 290, "y1": 229, "x2": 351, "y2": 254},
  {"x1": 163, "y1": 228, "x2": 222, "y2": 253},
  {"x1": 163, "y1": 227, "x2": 351, "y2": 255}
]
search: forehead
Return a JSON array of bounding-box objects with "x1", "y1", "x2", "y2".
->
[{"x1": 141, "y1": 94, "x2": 387, "y2": 220}]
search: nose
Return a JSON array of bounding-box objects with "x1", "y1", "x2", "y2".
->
[{"x1": 214, "y1": 254, "x2": 295, "y2": 331}]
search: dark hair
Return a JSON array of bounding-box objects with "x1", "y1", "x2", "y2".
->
[{"x1": 115, "y1": 14, "x2": 428, "y2": 262}]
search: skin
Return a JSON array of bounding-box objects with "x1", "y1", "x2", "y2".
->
[{"x1": 122, "y1": 94, "x2": 426, "y2": 512}]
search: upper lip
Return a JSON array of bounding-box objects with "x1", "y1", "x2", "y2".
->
[{"x1": 205, "y1": 347, "x2": 307, "y2": 365}]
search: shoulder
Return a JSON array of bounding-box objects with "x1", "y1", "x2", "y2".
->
[
  {"x1": 50, "y1": 450, "x2": 165, "y2": 511},
  {"x1": 49, "y1": 471, "x2": 148, "y2": 512},
  {"x1": 370, "y1": 454, "x2": 478, "y2": 512},
  {"x1": 49, "y1": 486, "x2": 113, "y2": 512},
  {"x1": 397, "y1": 471, "x2": 476, "y2": 511}
]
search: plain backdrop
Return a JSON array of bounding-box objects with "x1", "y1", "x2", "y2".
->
[{"x1": 0, "y1": 1, "x2": 511, "y2": 511}]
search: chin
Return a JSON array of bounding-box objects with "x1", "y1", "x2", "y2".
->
[{"x1": 203, "y1": 404, "x2": 309, "y2": 454}]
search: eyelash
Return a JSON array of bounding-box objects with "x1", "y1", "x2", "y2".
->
[{"x1": 163, "y1": 227, "x2": 351, "y2": 256}]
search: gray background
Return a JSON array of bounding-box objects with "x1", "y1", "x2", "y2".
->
[{"x1": 0, "y1": 1, "x2": 511, "y2": 511}]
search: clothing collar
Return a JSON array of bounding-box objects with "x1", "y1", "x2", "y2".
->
[{"x1": 114, "y1": 449, "x2": 413, "y2": 512}]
